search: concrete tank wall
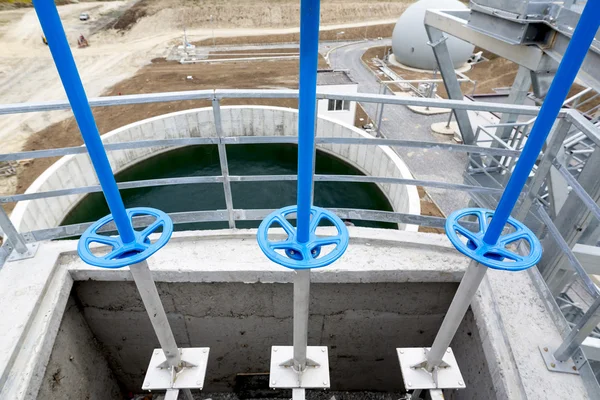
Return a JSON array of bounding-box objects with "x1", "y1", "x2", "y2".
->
[
  {"x1": 66, "y1": 280, "x2": 493, "y2": 397},
  {"x1": 12, "y1": 106, "x2": 420, "y2": 234},
  {"x1": 36, "y1": 297, "x2": 122, "y2": 400}
]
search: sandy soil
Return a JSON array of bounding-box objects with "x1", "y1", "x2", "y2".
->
[
  {"x1": 0, "y1": 2, "x2": 399, "y2": 156},
  {"x1": 0, "y1": 0, "x2": 413, "y2": 216},
  {"x1": 193, "y1": 22, "x2": 395, "y2": 47},
  {"x1": 362, "y1": 46, "x2": 600, "y2": 112},
  {"x1": 361, "y1": 46, "x2": 522, "y2": 97},
  {"x1": 3, "y1": 51, "x2": 333, "y2": 209},
  {"x1": 119, "y1": 0, "x2": 410, "y2": 32}
]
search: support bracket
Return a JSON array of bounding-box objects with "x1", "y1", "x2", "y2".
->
[
  {"x1": 269, "y1": 346, "x2": 330, "y2": 389},
  {"x1": 142, "y1": 347, "x2": 210, "y2": 390},
  {"x1": 427, "y1": 36, "x2": 448, "y2": 48},
  {"x1": 7, "y1": 242, "x2": 39, "y2": 262},
  {"x1": 397, "y1": 347, "x2": 466, "y2": 390},
  {"x1": 538, "y1": 345, "x2": 579, "y2": 375}
]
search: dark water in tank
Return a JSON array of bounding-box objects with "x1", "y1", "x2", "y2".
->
[{"x1": 61, "y1": 144, "x2": 395, "y2": 231}]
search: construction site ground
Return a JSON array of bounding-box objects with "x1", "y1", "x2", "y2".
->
[
  {"x1": 361, "y1": 46, "x2": 599, "y2": 107},
  {"x1": 0, "y1": 0, "x2": 401, "y2": 198},
  {"x1": 0, "y1": 0, "x2": 443, "y2": 231}
]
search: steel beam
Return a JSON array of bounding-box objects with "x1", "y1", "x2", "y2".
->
[
  {"x1": 497, "y1": 66, "x2": 533, "y2": 140},
  {"x1": 424, "y1": 9, "x2": 549, "y2": 72},
  {"x1": 425, "y1": 25, "x2": 475, "y2": 145}
]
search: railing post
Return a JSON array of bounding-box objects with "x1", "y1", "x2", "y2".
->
[
  {"x1": 554, "y1": 296, "x2": 600, "y2": 362},
  {"x1": 0, "y1": 207, "x2": 28, "y2": 254},
  {"x1": 0, "y1": 206, "x2": 36, "y2": 260},
  {"x1": 212, "y1": 97, "x2": 236, "y2": 229},
  {"x1": 375, "y1": 82, "x2": 385, "y2": 138}
]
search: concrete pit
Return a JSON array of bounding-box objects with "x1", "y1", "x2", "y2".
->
[{"x1": 1, "y1": 229, "x2": 589, "y2": 400}]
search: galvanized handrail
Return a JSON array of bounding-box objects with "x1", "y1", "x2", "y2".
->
[{"x1": 0, "y1": 89, "x2": 599, "y2": 378}]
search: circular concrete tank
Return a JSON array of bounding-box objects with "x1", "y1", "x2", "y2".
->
[{"x1": 391, "y1": 0, "x2": 474, "y2": 70}]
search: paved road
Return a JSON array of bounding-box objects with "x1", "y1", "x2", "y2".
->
[{"x1": 323, "y1": 40, "x2": 472, "y2": 215}]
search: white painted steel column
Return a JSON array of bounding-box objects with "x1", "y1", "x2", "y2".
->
[
  {"x1": 293, "y1": 269, "x2": 311, "y2": 371},
  {"x1": 129, "y1": 260, "x2": 194, "y2": 399},
  {"x1": 425, "y1": 260, "x2": 487, "y2": 370}
]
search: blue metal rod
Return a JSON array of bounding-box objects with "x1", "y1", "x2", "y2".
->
[
  {"x1": 33, "y1": 0, "x2": 136, "y2": 244},
  {"x1": 483, "y1": 1, "x2": 600, "y2": 245},
  {"x1": 296, "y1": 0, "x2": 321, "y2": 244}
]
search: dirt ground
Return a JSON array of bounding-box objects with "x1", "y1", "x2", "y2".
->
[
  {"x1": 417, "y1": 186, "x2": 444, "y2": 234},
  {"x1": 0, "y1": 0, "x2": 454, "y2": 226},
  {"x1": 0, "y1": 1, "x2": 406, "y2": 204},
  {"x1": 0, "y1": 3, "x2": 399, "y2": 157},
  {"x1": 193, "y1": 23, "x2": 395, "y2": 47},
  {"x1": 4, "y1": 50, "x2": 333, "y2": 210},
  {"x1": 114, "y1": 0, "x2": 410, "y2": 31},
  {"x1": 362, "y1": 46, "x2": 599, "y2": 111},
  {"x1": 361, "y1": 47, "x2": 522, "y2": 97}
]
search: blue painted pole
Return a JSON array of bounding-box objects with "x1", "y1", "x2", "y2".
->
[
  {"x1": 483, "y1": 1, "x2": 600, "y2": 245},
  {"x1": 296, "y1": 0, "x2": 320, "y2": 244},
  {"x1": 33, "y1": 0, "x2": 136, "y2": 244}
]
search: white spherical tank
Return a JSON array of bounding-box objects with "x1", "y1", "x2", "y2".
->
[{"x1": 391, "y1": 0, "x2": 474, "y2": 70}]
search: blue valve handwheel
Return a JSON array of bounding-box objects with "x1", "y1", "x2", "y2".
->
[
  {"x1": 445, "y1": 208, "x2": 542, "y2": 271},
  {"x1": 77, "y1": 207, "x2": 173, "y2": 269},
  {"x1": 257, "y1": 205, "x2": 349, "y2": 270}
]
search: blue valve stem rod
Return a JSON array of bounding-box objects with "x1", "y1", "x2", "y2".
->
[
  {"x1": 33, "y1": 3, "x2": 194, "y2": 393},
  {"x1": 290, "y1": 0, "x2": 321, "y2": 376},
  {"x1": 483, "y1": 0, "x2": 600, "y2": 245},
  {"x1": 421, "y1": 1, "x2": 600, "y2": 378},
  {"x1": 33, "y1": 0, "x2": 135, "y2": 244},
  {"x1": 296, "y1": 0, "x2": 321, "y2": 244}
]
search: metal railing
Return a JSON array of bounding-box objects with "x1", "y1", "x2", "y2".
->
[{"x1": 0, "y1": 89, "x2": 599, "y2": 389}]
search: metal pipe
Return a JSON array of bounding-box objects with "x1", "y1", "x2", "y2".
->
[
  {"x1": 127, "y1": 262, "x2": 195, "y2": 399},
  {"x1": 425, "y1": 260, "x2": 487, "y2": 370},
  {"x1": 129, "y1": 260, "x2": 182, "y2": 367},
  {"x1": 0, "y1": 89, "x2": 545, "y2": 116},
  {"x1": 32, "y1": 0, "x2": 135, "y2": 244},
  {"x1": 483, "y1": 0, "x2": 600, "y2": 245},
  {"x1": 296, "y1": 0, "x2": 320, "y2": 244},
  {"x1": 293, "y1": 270, "x2": 311, "y2": 371}
]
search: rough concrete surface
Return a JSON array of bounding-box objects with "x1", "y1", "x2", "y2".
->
[
  {"x1": 37, "y1": 297, "x2": 122, "y2": 400},
  {"x1": 74, "y1": 281, "x2": 470, "y2": 393},
  {"x1": 2, "y1": 229, "x2": 592, "y2": 400}
]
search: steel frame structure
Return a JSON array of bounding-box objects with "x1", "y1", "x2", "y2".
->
[{"x1": 0, "y1": 88, "x2": 599, "y2": 396}]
